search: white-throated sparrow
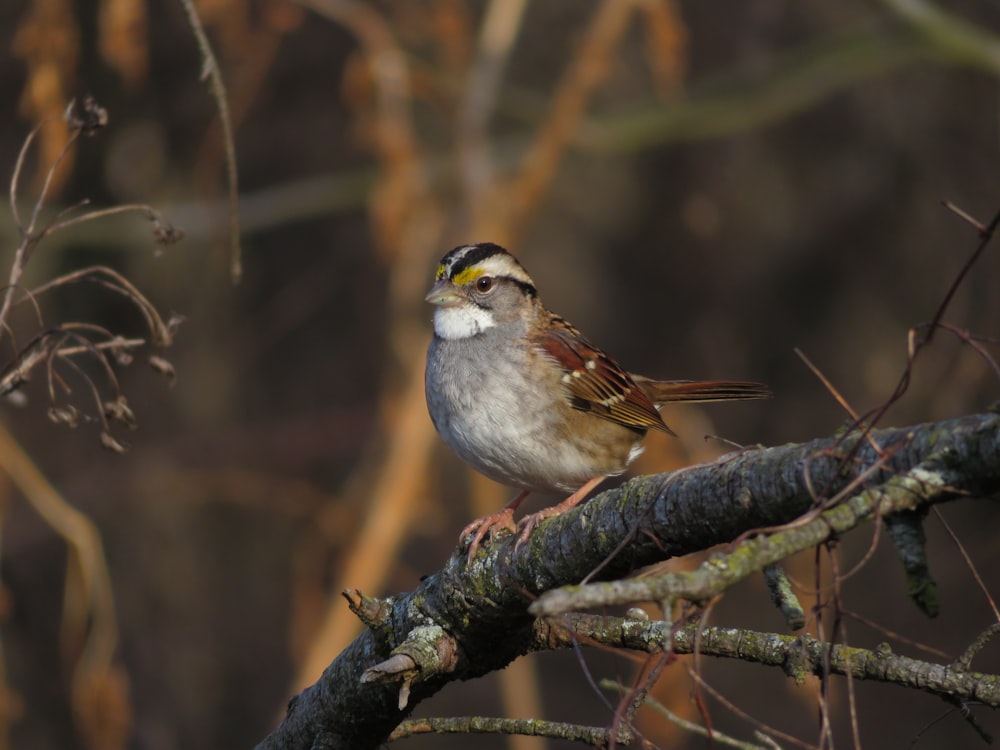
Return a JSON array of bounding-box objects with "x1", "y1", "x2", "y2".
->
[{"x1": 424, "y1": 242, "x2": 771, "y2": 557}]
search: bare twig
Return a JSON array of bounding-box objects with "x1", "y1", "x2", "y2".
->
[
  {"x1": 390, "y1": 715, "x2": 631, "y2": 746},
  {"x1": 932, "y1": 507, "x2": 1000, "y2": 622},
  {"x1": 25, "y1": 265, "x2": 177, "y2": 347},
  {"x1": 602, "y1": 678, "x2": 772, "y2": 750},
  {"x1": 685, "y1": 666, "x2": 817, "y2": 750},
  {"x1": 3, "y1": 104, "x2": 180, "y2": 449},
  {"x1": 177, "y1": 0, "x2": 243, "y2": 282},
  {"x1": 2, "y1": 115, "x2": 74, "y2": 336},
  {"x1": 46, "y1": 203, "x2": 183, "y2": 244}
]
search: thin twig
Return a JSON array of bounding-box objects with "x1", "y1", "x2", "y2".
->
[
  {"x1": 389, "y1": 715, "x2": 629, "y2": 746},
  {"x1": 828, "y1": 551, "x2": 863, "y2": 750},
  {"x1": 26, "y1": 265, "x2": 176, "y2": 347},
  {"x1": 685, "y1": 666, "x2": 818, "y2": 750},
  {"x1": 934, "y1": 322, "x2": 1000, "y2": 384},
  {"x1": 932, "y1": 506, "x2": 1000, "y2": 622},
  {"x1": 177, "y1": 0, "x2": 243, "y2": 282},
  {"x1": 795, "y1": 348, "x2": 883, "y2": 456},
  {"x1": 841, "y1": 609, "x2": 952, "y2": 659},
  {"x1": 46, "y1": 202, "x2": 181, "y2": 243},
  {"x1": 602, "y1": 678, "x2": 772, "y2": 750},
  {"x1": 26, "y1": 118, "x2": 81, "y2": 241},
  {"x1": 9, "y1": 116, "x2": 59, "y2": 233},
  {"x1": 2, "y1": 117, "x2": 65, "y2": 339}
]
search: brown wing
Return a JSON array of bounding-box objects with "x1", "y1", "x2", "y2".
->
[{"x1": 535, "y1": 317, "x2": 672, "y2": 434}]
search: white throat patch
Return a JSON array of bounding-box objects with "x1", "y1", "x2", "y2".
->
[{"x1": 434, "y1": 304, "x2": 496, "y2": 340}]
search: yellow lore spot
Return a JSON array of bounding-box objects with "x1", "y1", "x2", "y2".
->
[{"x1": 452, "y1": 266, "x2": 485, "y2": 286}]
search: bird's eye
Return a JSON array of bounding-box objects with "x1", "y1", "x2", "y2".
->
[{"x1": 475, "y1": 276, "x2": 495, "y2": 293}]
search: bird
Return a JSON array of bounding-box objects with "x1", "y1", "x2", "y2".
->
[{"x1": 423, "y1": 242, "x2": 771, "y2": 558}]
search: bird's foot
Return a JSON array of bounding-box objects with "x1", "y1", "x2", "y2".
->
[
  {"x1": 513, "y1": 476, "x2": 606, "y2": 550},
  {"x1": 461, "y1": 507, "x2": 517, "y2": 561},
  {"x1": 514, "y1": 506, "x2": 564, "y2": 549}
]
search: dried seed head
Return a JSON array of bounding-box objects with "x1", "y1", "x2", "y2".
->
[
  {"x1": 148, "y1": 356, "x2": 177, "y2": 386},
  {"x1": 65, "y1": 96, "x2": 108, "y2": 136},
  {"x1": 100, "y1": 431, "x2": 129, "y2": 454},
  {"x1": 48, "y1": 405, "x2": 81, "y2": 428},
  {"x1": 103, "y1": 396, "x2": 137, "y2": 429}
]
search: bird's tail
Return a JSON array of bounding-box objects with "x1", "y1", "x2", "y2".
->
[{"x1": 635, "y1": 377, "x2": 773, "y2": 405}]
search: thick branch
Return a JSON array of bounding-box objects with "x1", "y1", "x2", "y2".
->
[
  {"x1": 530, "y1": 460, "x2": 954, "y2": 616},
  {"x1": 256, "y1": 412, "x2": 1000, "y2": 750}
]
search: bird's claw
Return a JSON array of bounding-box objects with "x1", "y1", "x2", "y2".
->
[
  {"x1": 461, "y1": 507, "x2": 517, "y2": 561},
  {"x1": 513, "y1": 508, "x2": 560, "y2": 551}
]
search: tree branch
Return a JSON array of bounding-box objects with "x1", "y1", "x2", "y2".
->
[
  {"x1": 255, "y1": 412, "x2": 1000, "y2": 749},
  {"x1": 540, "y1": 616, "x2": 1000, "y2": 707},
  {"x1": 531, "y1": 457, "x2": 955, "y2": 617}
]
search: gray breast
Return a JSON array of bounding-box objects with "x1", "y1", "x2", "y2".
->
[{"x1": 425, "y1": 331, "x2": 637, "y2": 493}]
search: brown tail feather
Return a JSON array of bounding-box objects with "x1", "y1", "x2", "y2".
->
[{"x1": 634, "y1": 377, "x2": 773, "y2": 405}]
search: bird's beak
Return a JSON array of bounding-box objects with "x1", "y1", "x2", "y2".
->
[{"x1": 425, "y1": 278, "x2": 463, "y2": 307}]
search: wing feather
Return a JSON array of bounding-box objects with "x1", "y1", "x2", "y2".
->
[{"x1": 535, "y1": 319, "x2": 670, "y2": 434}]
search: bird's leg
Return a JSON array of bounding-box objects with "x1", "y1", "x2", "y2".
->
[
  {"x1": 515, "y1": 475, "x2": 606, "y2": 548},
  {"x1": 462, "y1": 489, "x2": 531, "y2": 560}
]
